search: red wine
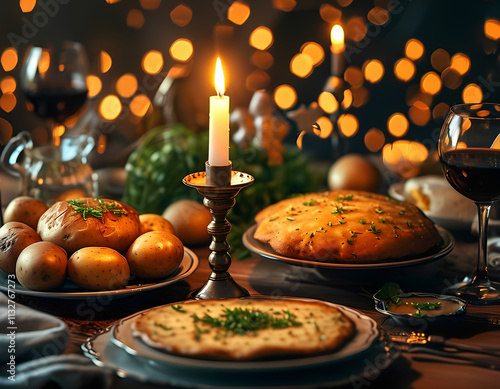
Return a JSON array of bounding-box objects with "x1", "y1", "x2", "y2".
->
[
  {"x1": 24, "y1": 87, "x2": 88, "y2": 123},
  {"x1": 440, "y1": 148, "x2": 500, "y2": 203}
]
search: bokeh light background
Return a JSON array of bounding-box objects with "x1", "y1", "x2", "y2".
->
[{"x1": 0, "y1": 0, "x2": 499, "y2": 168}]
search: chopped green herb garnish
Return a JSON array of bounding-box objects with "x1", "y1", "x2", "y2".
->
[
  {"x1": 327, "y1": 221, "x2": 333, "y2": 227},
  {"x1": 172, "y1": 304, "x2": 187, "y2": 313},
  {"x1": 359, "y1": 219, "x2": 366, "y2": 224},
  {"x1": 331, "y1": 206, "x2": 345, "y2": 214},
  {"x1": 154, "y1": 322, "x2": 172, "y2": 331},
  {"x1": 303, "y1": 200, "x2": 318, "y2": 206},
  {"x1": 287, "y1": 217, "x2": 295, "y2": 221},
  {"x1": 375, "y1": 206, "x2": 384, "y2": 214},
  {"x1": 368, "y1": 221, "x2": 381, "y2": 234},
  {"x1": 67, "y1": 199, "x2": 126, "y2": 221},
  {"x1": 412, "y1": 302, "x2": 442, "y2": 317}
]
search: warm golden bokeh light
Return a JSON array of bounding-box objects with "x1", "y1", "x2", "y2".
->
[
  {"x1": 116, "y1": 73, "x2": 138, "y2": 98},
  {"x1": 273, "y1": 0, "x2": 297, "y2": 12},
  {"x1": 252, "y1": 51, "x2": 274, "y2": 70},
  {"x1": 432, "y1": 102, "x2": 450, "y2": 122},
  {"x1": 363, "y1": 59, "x2": 384, "y2": 83},
  {"x1": 405, "y1": 39, "x2": 424, "y2": 61},
  {"x1": 314, "y1": 116, "x2": 334, "y2": 138},
  {"x1": 394, "y1": 58, "x2": 415, "y2": 82},
  {"x1": 273, "y1": 84, "x2": 297, "y2": 110},
  {"x1": 364, "y1": 128, "x2": 385, "y2": 152},
  {"x1": 1, "y1": 48, "x2": 18, "y2": 72},
  {"x1": 485, "y1": 18, "x2": 500, "y2": 40},
  {"x1": 97, "y1": 134, "x2": 107, "y2": 155},
  {"x1": 246, "y1": 70, "x2": 270, "y2": 91},
  {"x1": 86, "y1": 75, "x2": 102, "y2": 98},
  {"x1": 142, "y1": 50, "x2": 163, "y2": 74},
  {"x1": 441, "y1": 67, "x2": 463, "y2": 90},
  {"x1": 450, "y1": 53, "x2": 470, "y2": 75},
  {"x1": 140, "y1": 0, "x2": 161, "y2": 10},
  {"x1": 19, "y1": 0, "x2": 36, "y2": 12},
  {"x1": 1, "y1": 76, "x2": 16, "y2": 93},
  {"x1": 301, "y1": 42, "x2": 324, "y2": 67},
  {"x1": 409, "y1": 101, "x2": 431, "y2": 126},
  {"x1": 290, "y1": 53, "x2": 313, "y2": 78},
  {"x1": 249, "y1": 27, "x2": 274, "y2": 50},
  {"x1": 351, "y1": 86, "x2": 369, "y2": 108},
  {"x1": 127, "y1": 9, "x2": 145, "y2": 29},
  {"x1": 382, "y1": 140, "x2": 428, "y2": 179},
  {"x1": 0, "y1": 117, "x2": 13, "y2": 145},
  {"x1": 338, "y1": 0, "x2": 353, "y2": 6},
  {"x1": 169, "y1": 39, "x2": 194, "y2": 62},
  {"x1": 170, "y1": 4, "x2": 192, "y2": 27},
  {"x1": 342, "y1": 89, "x2": 353, "y2": 109},
  {"x1": 100, "y1": 51, "x2": 112, "y2": 73},
  {"x1": 227, "y1": 1, "x2": 251, "y2": 25},
  {"x1": 367, "y1": 7, "x2": 389, "y2": 25},
  {"x1": 344, "y1": 66, "x2": 363, "y2": 88},
  {"x1": 99, "y1": 95, "x2": 122, "y2": 121},
  {"x1": 296, "y1": 130, "x2": 306, "y2": 150},
  {"x1": 462, "y1": 83, "x2": 483, "y2": 103},
  {"x1": 319, "y1": 3, "x2": 342, "y2": 23},
  {"x1": 318, "y1": 91, "x2": 339, "y2": 114},
  {"x1": 0, "y1": 93, "x2": 16, "y2": 113},
  {"x1": 387, "y1": 112, "x2": 409, "y2": 137},
  {"x1": 130, "y1": 94, "x2": 151, "y2": 117},
  {"x1": 345, "y1": 17, "x2": 367, "y2": 42},
  {"x1": 420, "y1": 71, "x2": 442, "y2": 95},
  {"x1": 431, "y1": 48, "x2": 450, "y2": 72},
  {"x1": 338, "y1": 113, "x2": 358, "y2": 137}
]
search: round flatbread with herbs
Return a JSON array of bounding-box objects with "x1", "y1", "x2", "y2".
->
[
  {"x1": 253, "y1": 190, "x2": 443, "y2": 263},
  {"x1": 132, "y1": 298, "x2": 355, "y2": 361}
]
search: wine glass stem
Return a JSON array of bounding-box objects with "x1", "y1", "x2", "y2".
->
[{"x1": 474, "y1": 202, "x2": 492, "y2": 284}]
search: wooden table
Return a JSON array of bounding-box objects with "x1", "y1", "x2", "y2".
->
[{"x1": 14, "y1": 235, "x2": 500, "y2": 389}]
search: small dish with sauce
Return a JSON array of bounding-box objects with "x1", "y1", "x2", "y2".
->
[{"x1": 375, "y1": 292, "x2": 467, "y2": 325}]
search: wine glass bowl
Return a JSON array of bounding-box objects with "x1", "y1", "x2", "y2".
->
[
  {"x1": 439, "y1": 103, "x2": 500, "y2": 303},
  {"x1": 20, "y1": 41, "x2": 89, "y2": 144}
]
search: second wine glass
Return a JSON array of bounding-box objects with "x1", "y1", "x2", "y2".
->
[{"x1": 20, "y1": 41, "x2": 89, "y2": 145}]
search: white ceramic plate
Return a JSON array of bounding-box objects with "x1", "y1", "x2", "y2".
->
[
  {"x1": 0, "y1": 248, "x2": 198, "y2": 300},
  {"x1": 388, "y1": 181, "x2": 474, "y2": 232},
  {"x1": 243, "y1": 224, "x2": 454, "y2": 270},
  {"x1": 83, "y1": 297, "x2": 399, "y2": 388}
]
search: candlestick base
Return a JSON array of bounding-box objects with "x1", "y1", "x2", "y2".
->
[{"x1": 183, "y1": 166, "x2": 254, "y2": 299}]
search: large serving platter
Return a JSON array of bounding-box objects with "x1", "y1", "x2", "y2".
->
[
  {"x1": 82, "y1": 296, "x2": 399, "y2": 388},
  {"x1": 243, "y1": 224, "x2": 454, "y2": 270},
  {"x1": 0, "y1": 248, "x2": 198, "y2": 299}
]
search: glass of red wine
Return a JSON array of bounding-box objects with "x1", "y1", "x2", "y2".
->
[
  {"x1": 439, "y1": 103, "x2": 500, "y2": 303},
  {"x1": 20, "y1": 41, "x2": 89, "y2": 145}
]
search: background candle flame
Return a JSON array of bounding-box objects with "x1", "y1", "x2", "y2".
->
[
  {"x1": 215, "y1": 57, "x2": 225, "y2": 96},
  {"x1": 331, "y1": 25, "x2": 345, "y2": 54}
]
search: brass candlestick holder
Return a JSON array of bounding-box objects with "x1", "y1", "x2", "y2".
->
[{"x1": 183, "y1": 162, "x2": 254, "y2": 299}]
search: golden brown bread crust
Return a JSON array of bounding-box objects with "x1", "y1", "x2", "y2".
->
[
  {"x1": 254, "y1": 190, "x2": 443, "y2": 263},
  {"x1": 132, "y1": 298, "x2": 355, "y2": 361},
  {"x1": 37, "y1": 198, "x2": 141, "y2": 254}
]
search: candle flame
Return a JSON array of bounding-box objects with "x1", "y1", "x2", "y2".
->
[
  {"x1": 331, "y1": 25, "x2": 345, "y2": 53},
  {"x1": 214, "y1": 57, "x2": 225, "y2": 96}
]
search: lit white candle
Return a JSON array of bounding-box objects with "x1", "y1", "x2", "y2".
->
[
  {"x1": 208, "y1": 57, "x2": 230, "y2": 166},
  {"x1": 330, "y1": 24, "x2": 345, "y2": 77}
]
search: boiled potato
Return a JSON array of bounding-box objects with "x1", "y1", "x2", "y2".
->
[
  {"x1": 328, "y1": 154, "x2": 381, "y2": 192},
  {"x1": 4, "y1": 196, "x2": 48, "y2": 230},
  {"x1": 0, "y1": 222, "x2": 41, "y2": 274},
  {"x1": 16, "y1": 241, "x2": 67, "y2": 291},
  {"x1": 162, "y1": 200, "x2": 212, "y2": 246},
  {"x1": 139, "y1": 213, "x2": 175, "y2": 235},
  {"x1": 68, "y1": 247, "x2": 130, "y2": 291},
  {"x1": 126, "y1": 231, "x2": 184, "y2": 279}
]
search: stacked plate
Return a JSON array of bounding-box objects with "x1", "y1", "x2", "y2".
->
[{"x1": 82, "y1": 297, "x2": 399, "y2": 388}]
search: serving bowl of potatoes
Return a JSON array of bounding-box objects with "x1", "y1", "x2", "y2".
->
[{"x1": 0, "y1": 197, "x2": 199, "y2": 299}]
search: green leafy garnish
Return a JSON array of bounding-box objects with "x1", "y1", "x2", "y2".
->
[
  {"x1": 67, "y1": 199, "x2": 126, "y2": 220},
  {"x1": 372, "y1": 282, "x2": 403, "y2": 305},
  {"x1": 368, "y1": 221, "x2": 381, "y2": 234},
  {"x1": 172, "y1": 304, "x2": 187, "y2": 313},
  {"x1": 412, "y1": 302, "x2": 442, "y2": 317},
  {"x1": 191, "y1": 307, "x2": 302, "y2": 340},
  {"x1": 154, "y1": 322, "x2": 172, "y2": 331},
  {"x1": 303, "y1": 200, "x2": 318, "y2": 206}
]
